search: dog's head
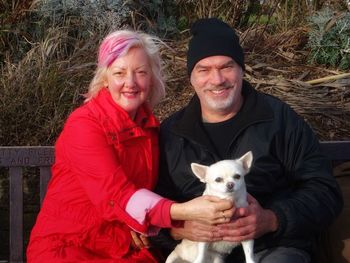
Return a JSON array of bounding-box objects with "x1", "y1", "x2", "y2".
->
[{"x1": 191, "y1": 151, "x2": 253, "y2": 197}]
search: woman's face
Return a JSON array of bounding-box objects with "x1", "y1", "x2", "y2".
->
[{"x1": 104, "y1": 47, "x2": 152, "y2": 119}]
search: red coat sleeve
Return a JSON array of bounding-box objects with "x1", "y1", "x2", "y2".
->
[{"x1": 59, "y1": 111, "x2": 166, "y2": 233}]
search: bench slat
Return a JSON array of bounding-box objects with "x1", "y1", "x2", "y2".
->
[
  {"x1": 0, "y1": 146, "x2": 54, "y2": 167},
  {"x1": 40, "y1": 167, "x2": 52, "y2": 206},
  {"x1": 9, "y1": 167, "x2": 23, "y2": 262},
  {"x1": 320, "y1": 141, "x2": 350, "y2": 161}
]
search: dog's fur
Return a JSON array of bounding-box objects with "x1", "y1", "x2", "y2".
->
[{"x1": 165, "y1": 151, "x2": 256, "y2": 263}]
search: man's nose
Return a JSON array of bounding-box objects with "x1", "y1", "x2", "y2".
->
[{"x1": 210, "y1": 69, "x2": 225, "y2": 86}]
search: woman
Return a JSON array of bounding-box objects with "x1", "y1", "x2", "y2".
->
[{"x1": 27, "y1": 29, "x2": 233, "y2": 262}]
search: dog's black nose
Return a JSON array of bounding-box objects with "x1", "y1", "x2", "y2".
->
[{"x1": 226, "y1": 182, "x2": 234, "y2": 190}]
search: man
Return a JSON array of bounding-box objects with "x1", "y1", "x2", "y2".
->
[{"x1": 153, "y1": 18, "x2": 343, "y2": 262}]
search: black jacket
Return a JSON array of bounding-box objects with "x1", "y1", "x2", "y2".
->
[{"x1": 153, "y1": 81, "x2": 343, "y2": 258}]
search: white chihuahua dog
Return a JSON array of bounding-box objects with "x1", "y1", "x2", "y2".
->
[{"x1": 165, "y1": 151, "x2": 256, "y2": 263}]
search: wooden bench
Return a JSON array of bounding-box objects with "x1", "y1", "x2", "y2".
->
[
  {"x1": 0, "y1": 146, "x2": 54, "y2": 263},
  {"x1": 0, "y1": 142, "x2": 349, "y2": 262}
]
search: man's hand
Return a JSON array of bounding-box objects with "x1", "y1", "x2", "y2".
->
[
  {"x1": 170, "y1": 220, "x2": 222, "y2": 242},
  {"x1": 130, "y1": 231, "x2": 151, "y2": 250},
  {"x1": 218, "y1": 194, "x2": 278, "y2": 242}
]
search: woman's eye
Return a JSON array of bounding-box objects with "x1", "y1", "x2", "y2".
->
[{"x1": 113, "y1": 72, "x2": 123, "y2": 76}]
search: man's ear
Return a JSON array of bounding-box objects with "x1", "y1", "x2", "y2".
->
[
  {"x1": 191, "y1": 163, "x2": 208, "y2": 183},
  {"x1": 237, "y1": 151, "x2": 253, "y2": 172}
]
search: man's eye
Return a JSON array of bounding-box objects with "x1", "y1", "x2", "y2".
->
[
  {"x1": 215, "y1": 177, "x2": 223, "y2": 182},
  {"x1": 223, "y1": 65, "x2": 234, "y2": 70},
  {"x1": 197, "y1": 68, "x2": 207, "y2": 73},
  {"x1": 113, "y1": 72, "x2": 123, "y2": 76}
]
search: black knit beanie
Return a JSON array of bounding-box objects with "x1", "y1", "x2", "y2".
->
[{"x1": 187, "y1": 18, "x2": 245, "y2": 76}]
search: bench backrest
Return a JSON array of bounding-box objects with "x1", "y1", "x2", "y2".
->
[
  {"x1": 0, "y1": 146, "x2": 54, "y2": 262},
  {"x1": 0, "y1": 141, "x2": 349, "y2": 262}
]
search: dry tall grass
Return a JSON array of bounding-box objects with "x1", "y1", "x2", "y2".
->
[
  {"x1": 0, "y1": 0, "x2": 133, "y2": 145},
  {"x1": 0, "y1": 26, "x2": 97, "y2": 145},
  {"x1": 1, "y1": 0, "x2": 349, "y2": 146}
]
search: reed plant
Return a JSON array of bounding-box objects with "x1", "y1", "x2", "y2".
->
[
  {"x1": 1, "y1": 0, "x2": 348, "y2": 146},
  {"x1": 0, "y1": 0, "x2": 132, "y2": 145}
]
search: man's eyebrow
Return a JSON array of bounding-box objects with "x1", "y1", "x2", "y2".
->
[
  {"x1": 221, "y1": 60, "x2": 235, "y2": 67},
  {"x1": 195, "y1": 64, "x2": 209, "y2": 69},
  {"x1": 196, "y1": 60, "x2": 236, "y2": 69}
]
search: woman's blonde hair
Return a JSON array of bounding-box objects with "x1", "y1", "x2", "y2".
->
[{"x1": 85, "y1": 30, "x2": 166, "y2": 108}]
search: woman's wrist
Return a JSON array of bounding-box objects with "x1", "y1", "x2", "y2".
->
[{"x1": 170, "y1": 203, "x2": 186, "y2": 221}]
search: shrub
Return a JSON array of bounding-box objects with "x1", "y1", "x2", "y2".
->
[
  {"x1": 0, "y1": 0, "x2": 180, "y2": 146},
  {"x1": 176, "y1": 0, "x2": 255, "y2": 29},
  {"x1": 0, "y1": 0, "x2": 133, "y2": 146},
  {"x1": 0, "y1": 27, "x2": 95, "y2": 145},
  {"x1": 307, "y1": 8, "x2": 350, "y2": 70},
  {"x1": 36, "y1": 0, "x2": 133, "y2": 38},
  {"x1": 131, "y1": 0, "x2": 179, "y2": 37}
]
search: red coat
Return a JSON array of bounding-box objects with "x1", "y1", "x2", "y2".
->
[{"x1": 27, "y1": 89, "x2": 173, "y2": 262}]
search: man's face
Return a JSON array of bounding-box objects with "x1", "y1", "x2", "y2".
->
[{"x1": 190, "y1": 55, "x2": 244, "y2": 122}]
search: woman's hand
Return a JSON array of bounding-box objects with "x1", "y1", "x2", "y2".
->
[
  {"x1": 170, "y1": 195, "x2": 233, "y2": 225},
  {"x1": 130, "y1": 231, "x2": 151, "y2": 250}
]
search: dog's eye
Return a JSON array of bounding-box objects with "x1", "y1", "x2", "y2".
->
[
  {"x1": 215, "y1": 177, "x2": 223, "y2": 183},
  {"x1": 233, "y1": 174, "x2": 241, "y2": 180}
]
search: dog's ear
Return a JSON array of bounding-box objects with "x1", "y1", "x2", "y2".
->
[
  {"x1": 191, "y1": 163, "x2": 208, "y2": 183},
  {"x1": 238, "y1": 151, "x2": 253, "y2": 172}
]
